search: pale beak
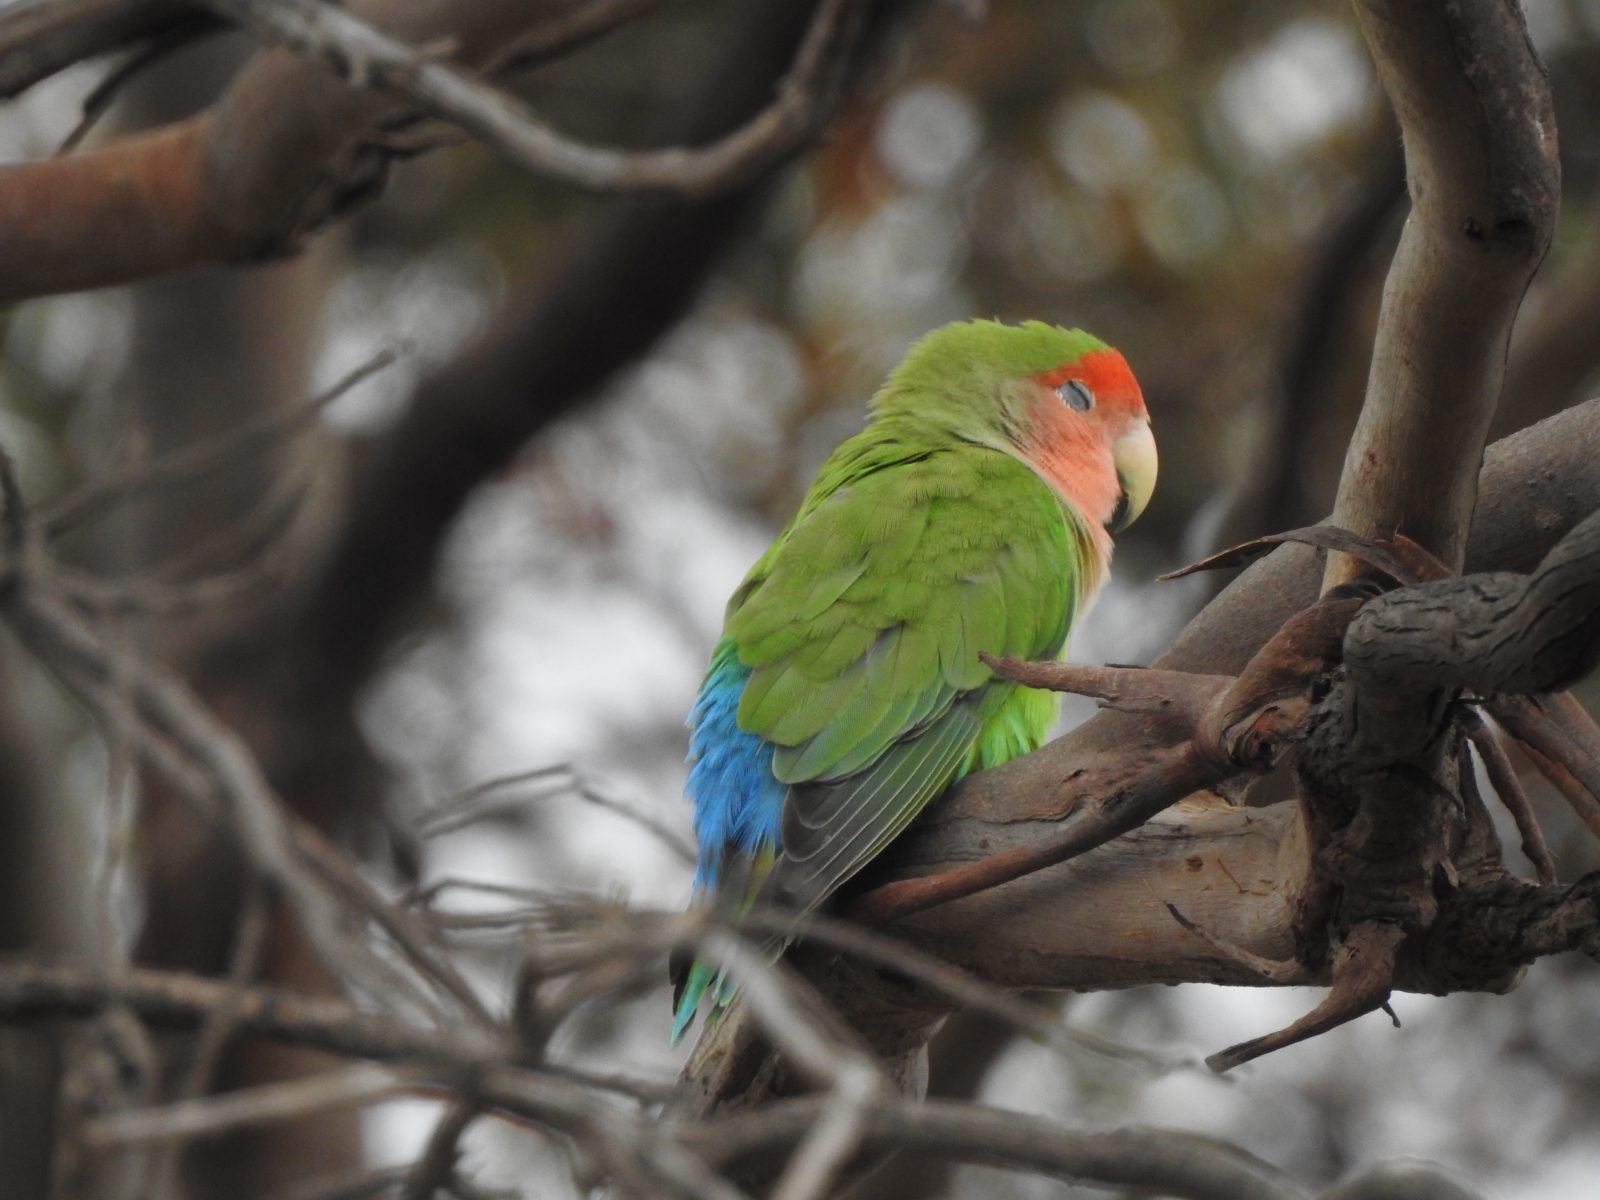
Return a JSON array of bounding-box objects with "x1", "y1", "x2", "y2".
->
[{"x1": 1110, "y1": 419, "x2": 1157, "y2": 533}]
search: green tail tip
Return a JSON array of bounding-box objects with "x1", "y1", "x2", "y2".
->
[
  {"x1": 670, "y1": 959, "x2": 741, "y2": 1045},
  {"x1": 671, "y1": 958, "x2": 717, "y2": 1045}
]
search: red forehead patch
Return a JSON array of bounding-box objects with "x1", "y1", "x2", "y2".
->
[{"x1": 1033, "y1": 348, "x2": 1147, "y2": 419}]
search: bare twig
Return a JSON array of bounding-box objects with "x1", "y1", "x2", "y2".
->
[
  {"x1": 757, "y1": 907, "x2": 1194, "y2": 1074},
  {"x1": 980, "y1": 655, "x2": 1232, "y2": 725},
  {"x1": 277, "y1": 1166, "x2": 416, "y2": 1200},
  {"x1": 850, "y1": 740, "x2": 1216, "y2": 925},
  {"x1": 416, "y1": 763, "x2": 696, "y2": 864},
  {"x1": 83, "y1": 1064, "x2": 416, "y2": 1149},
  {"x1": 1462, "y1": 709, "x2": 1557, "y2": 884},
  {"x1": 686, "y1": 1098, "x2": 1315, "y2": 1200},
  {"x1": 0, "y1": 442, "x2": 492, "y2": 1025},
  {"x1": 399, "y1": 1098, "x2": 478, "y2": 1200},
  {"x1": 1160, "y1": 524, "x2": 1431, "y2": 587},
  {"x1": 768, "y1": 1057, "x2": 877, "y2": 1200},
  {"x1": 1490, "y1": 694, "x2": 1600, "y2": 840},
  {"x1": 1205, "y1": 922, "x2": 1405, "y2": 1073},
  {"x1": 484, "y1": 0, "x2": 659, "y2": 76},
  {"x1": 1164, "y1": 903, "x2": 1309, "y2": 986},
  {"x1": 0, "y1": 961, "x2": 504, "y2": 1066},
  {"x1": 146, "y1": 874, "x2": 275, "y2": 1189},
  {"x1": 288, "y1": 818, "x2": 494, "y2": 1026},
  {"x1": 41, "y1": 347, "x2": 399, "y2": 538},
  {"x1": 7, "y1": 589, "x2": 416, "y2": 1006},
  {"x1": 1321, "y1": 1161, "x2": 1486, "y2": 1200}
]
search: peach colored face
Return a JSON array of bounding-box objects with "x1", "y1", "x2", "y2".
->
[{"x1": 1022, "y1": 348, "x2": 1157, "y2": 534}]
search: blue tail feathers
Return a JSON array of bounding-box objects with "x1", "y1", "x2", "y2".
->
[
  {"x1": 672, "y1": 643, "x2": 784, "y2": 1049},
  {"x1": 685, "y1": 640, "x2": 787, "y2": 891},
  {"x1": 675, "y1": 641, "x2": 786, "y2": 1042}
]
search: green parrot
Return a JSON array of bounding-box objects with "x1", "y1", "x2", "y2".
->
[{"x1": 673, "y1": 319, "x2": 1156, "y2": 1041}]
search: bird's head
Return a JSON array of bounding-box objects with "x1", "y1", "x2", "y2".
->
[{"x1": 874, "y1": 319, "x2": 1157, "y2": 537}]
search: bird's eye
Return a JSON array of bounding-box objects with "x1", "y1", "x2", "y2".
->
[{"x1": 1058, "y1": 379, "x2": 1095, "y2": 412}]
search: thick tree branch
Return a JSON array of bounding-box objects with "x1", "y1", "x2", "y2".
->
[
  {"x1": 1327, "y1": 0, "x2": 1559, "y2": 581},
  {"x1": 1186, "y1": 2, "x2": 1571, "y2": 1069},
  {"x1": 0, "y1": 0, "x2": 864, "y2": 303},
  {"x1": 1180, "y1": 511, "x2": 1600, "y2": 1070}
]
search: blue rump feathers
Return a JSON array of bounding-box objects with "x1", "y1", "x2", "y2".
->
[{"x1": 685, "y1": 640, "x2": 787, "y2": 891}]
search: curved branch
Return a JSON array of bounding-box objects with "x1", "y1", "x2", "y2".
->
[
  {"x1": 1344, "y1": 508, "x2": 1600, "y2": 700},
  {"x1": 209, "y1": 0, "x2": 865, "y2": 199},
  {"x1": 1323, "y1": 1162, "x2": 1486, "y2": 1200},
  {"x1": 1327, "y1": 0, "x2": 1559, "y2": 581}
]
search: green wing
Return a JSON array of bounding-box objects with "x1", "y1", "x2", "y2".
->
[{"x1": 725, "y1": 425, "x2": 1086, "y2": 914}]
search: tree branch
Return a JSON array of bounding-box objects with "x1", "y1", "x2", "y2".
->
[
  {"x1": 208, "y1": 0, "x2": 866, "y2": 198},
  {"x1": 0, "y1": 0, "x2": 870, "y2": 304},
  {"x1": 688, "y1": 1099, "x2": 1317, "y2": 1200},
  {"x1": 1327, "y1": 0, "x2": 1559, "y2": 581},
  {"x1": 0, "y1": 962, "x2": 501, "y2": 1065}
]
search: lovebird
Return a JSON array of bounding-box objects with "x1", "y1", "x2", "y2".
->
[{"x1": 672, "y1": 319, "x2": 1156, "y2": 1041}]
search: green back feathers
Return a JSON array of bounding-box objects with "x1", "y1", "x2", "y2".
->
[
  {"x1": 675, "y1": 319, "x2": 1140, "y2": 1041},
  {"x1": 722, "y1": 400, "x2": 1103, "y2": 911}
]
